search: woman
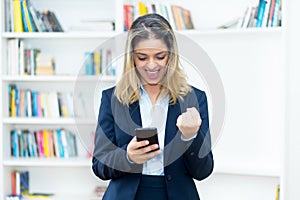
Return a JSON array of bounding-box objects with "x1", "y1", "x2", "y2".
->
[{"x1": 92, "y1": 13, "x2": 213, "y2": 200}]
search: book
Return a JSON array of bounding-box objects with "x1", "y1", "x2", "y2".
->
[
  {"x1": 255, "y1": 0, "x2": 267, "y2": 27},
  {"x1": 46, "y1": 10, "x2": 63, "y2": 32},
  {"x1": 27, "y1": 0, "x2": 46, "y2": 32},
  {"x1": 217, "y1": 17, "x2": 240, "y2": 29},
  {"x1": 13, "y1": 0, "x2": 24, "y2": 32},
  {"x1": 275, "y1": 184, "x2": 280, "y2": 200}
]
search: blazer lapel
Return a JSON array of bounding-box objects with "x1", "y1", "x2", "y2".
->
[
  {"x1": 164, "y1": 101, "x2": 181, "y2": 146},
  {"x1": 129, "y1": 101, "x2": 142, "y2": 128}
]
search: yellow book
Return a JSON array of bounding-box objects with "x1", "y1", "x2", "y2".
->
[
  {"x1": 13, "y1": 0, "x2": 24, "y2": 32},
  {"x1": 94, "y1": 52, "x2": 101, "y2": 75},
  {"x1": 275, "y1": 184, "x2": 280, "y2": 200},
  {"x1": 11, "y1": 88, "x2": 16, "y2": 117},
  {"x1": 23, "y1": 1, "x2": 33, "y2": 32},
  {"x1": 138, "y1": 2, "x2": 148, "y2": 16},
  {"x1": 43, "y1": 130, "x2": 49, "y2": 157}
]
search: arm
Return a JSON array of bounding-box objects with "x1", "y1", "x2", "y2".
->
[
  {"x1": 183, "y1": 91, "x2": 214, "y2": 180},
  {"x1": 92, "y1": 89, "x2": 142, "y2": 180}
]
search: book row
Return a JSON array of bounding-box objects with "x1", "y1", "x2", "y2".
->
[
  {"x1": 5, "y1": 0, "x2": 63, "y2": 32},
  {"x1": 84, "y1": 49, "x2": 115, "y2": 76},
  {"x1": 7, "y1": 39, "x2": 55, "y2": 76},
  {"x1": 8, "y1": 84, "x2": 74, "y2": 118},
  {"x1": 8, "y1": 170, "x2": 54, "y2": 200},
  {"x1": 123, "y1": 2, "x2": 194, "y2": 31},
  {"x1": 238, "y1": 0, "x2": 282, "y2": 28},
  {"x1": 10, "y1": 129, "x2": 78, "y2": 158}
]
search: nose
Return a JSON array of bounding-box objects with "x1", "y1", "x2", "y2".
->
[{"x1": 147, "y1": 62, "x2": 157, "y2": 69}]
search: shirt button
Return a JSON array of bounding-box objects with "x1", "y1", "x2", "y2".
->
[
  {"x1": 166, "y1": 174, "x2": 172, "y2": 181},
  {"x1": 190, "y1": 152, "x2": 195, "y2": 156}
]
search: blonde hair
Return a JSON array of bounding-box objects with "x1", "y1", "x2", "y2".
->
[{"x1": 115, "y1": 14, "x2": 191, "y2": 105}]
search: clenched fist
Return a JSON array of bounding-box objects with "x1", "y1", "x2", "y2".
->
[{"x1": 176, "y1": 107, "x2": 202, "y2": 140}]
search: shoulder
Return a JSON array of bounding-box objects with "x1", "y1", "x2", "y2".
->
[
  {"x1": 188, "y1": 86, "x2": 207, "y2": 101},
  {"x1": 102, "y1": 86, "x2": 116, "y2": 98}
]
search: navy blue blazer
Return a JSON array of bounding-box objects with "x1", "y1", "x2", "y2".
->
[{"x1": 92, "y1": 86, "x2": 214, "y2": 200}]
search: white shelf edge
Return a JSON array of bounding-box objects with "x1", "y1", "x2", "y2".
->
[
  {"x1": 1, "y1": 31, "x2": 121, "y2": 39},
  {"x1": 213, "y1": 166, "x2": 281, "y2": 178},
  {"x1": 1, "y1": 75, "x2": 116, "y2": 82},
  {"x1": 177, "y1": 27, "x2": 283, "y2": 36},
  {"x1": 2, "y1": 28, "x2": 282, "y2": 39},
  {"x1": 3, "y1": 157, "x2": 92, "y2": 167},
  {"x1": 2, "y1": 117, "x2": 97, "y2": 125},
  {"x1": 53, "y1": 194, "x2": 103, "y2": 200}
]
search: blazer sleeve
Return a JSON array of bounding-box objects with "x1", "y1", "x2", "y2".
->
[
  {"x1": 92, "y1": 89, "x2": 142, "y2": 180},
  {"x1": 183, "y1": 90, "x2": 214, "y2": 181}
]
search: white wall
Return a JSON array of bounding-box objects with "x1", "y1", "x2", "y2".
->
[{"x1": 283, "y1": 0, "x2": 300, "y2": 199}]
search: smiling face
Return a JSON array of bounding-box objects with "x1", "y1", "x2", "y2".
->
[{"x1": 133, "y1": 38, "x2": 169, "y2": 88}]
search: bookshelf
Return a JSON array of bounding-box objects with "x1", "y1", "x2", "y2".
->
[{"x1": 0, "y1": 0, "x2": 284, "y2": 199}]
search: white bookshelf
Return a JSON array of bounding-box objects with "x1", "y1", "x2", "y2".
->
[
  {"x1": 3, "y1": 157, "x2": 92, "y2": 167},
  {"x1": 2, "y1": 117, "x2": 96, "y2": 125},
  {"x1": 0, "y1": 0, "x2": 284, "y2": 199}
]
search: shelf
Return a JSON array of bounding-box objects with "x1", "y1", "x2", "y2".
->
[
  {"x1": 1, "y1": 28, "x2": 282, "y2": 39},
  {"x1": 1, "y1": 75, "x2": 116, "y2": 82},
  {"x1": 2, "y1": 117, "x2": 96, "y2": 125},
  {"x1": 1, "y1": 31, "x2": 121, "y2": 39},
  {"x1": 3, "y1": 157, "x2": 92, "y2": 167},
  {"x1": 213, "y1": 164, "x2": 281, "y2": 178},
  {"x1": 177, "y1": 27, "x2": 283, "y2": 37},
  {"x1": 52, "y1": 194, "x2": 97, "y2": 200}
]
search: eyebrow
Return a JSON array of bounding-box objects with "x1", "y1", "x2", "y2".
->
[{"x1": 134, "y1": 51, "x2": 167, "y2": 56}]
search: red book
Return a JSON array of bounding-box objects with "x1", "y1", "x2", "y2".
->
[{"x1": 11, "y1": 171, "x2": 16, "y2": 195}]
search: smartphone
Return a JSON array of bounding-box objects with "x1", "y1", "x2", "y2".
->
[{"x1": 135, "y1": 127, "x2": 159, "y2": 152}]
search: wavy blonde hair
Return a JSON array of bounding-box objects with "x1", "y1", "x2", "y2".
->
[{"x1": 115, "y1": 14, "x2": 191, "y2": 105}]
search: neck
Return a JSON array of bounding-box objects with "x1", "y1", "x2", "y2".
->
[{"x1": 143, "y1": 84, "x2": 161, "y2": 105}]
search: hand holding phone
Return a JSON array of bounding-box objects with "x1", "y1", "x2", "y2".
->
[{"x1": 135, "y1": 127, "x2": 159, "y2": 152}]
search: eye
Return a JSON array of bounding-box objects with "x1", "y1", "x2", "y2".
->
[
  {"x1": 157, "y1": 56, "x2": 165, "y2": 60},
  {"x1": 138, "y1": 57, "x2": 146, "y2": 61}
]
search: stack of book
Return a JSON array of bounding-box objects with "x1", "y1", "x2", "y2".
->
[
  {"x1": 84, "y1": 48, "x2": 115, "y2": 76},
  {"x1": 7, "y1": 170, "x2": 54, "y2": 200},
  {"x1": 35, "y1": 53, "x2": 55, "y2": 75},
  {"x1": 5, "y1": 0, "x2": 63, "y2": 32},
  {"x1": 7, "y1": 38, "x2": 57, "y2": 76},
  {"x1": 237, "y1": 0, "x2": 282, "y2": 28},
  {"x1": 123, "y1": 2, "x2": 194, "y2": 31},
  {"x1": 217, "y1": 0, "x2": 282, "y2": 29},
  {"x1": 8, "y1": 84, "x2": 74, "y2": 118},
  {"x1": 10, "y1": 129, "x2": 78, "y2": 158}
]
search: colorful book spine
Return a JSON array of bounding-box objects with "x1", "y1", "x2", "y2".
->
[{"x1": 13, "y1": 0, "x2": 24, "y2": 32}]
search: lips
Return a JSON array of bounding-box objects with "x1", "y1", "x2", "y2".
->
[{"x1": 145, "y1": 69, "x2": 160, "y2": 80}]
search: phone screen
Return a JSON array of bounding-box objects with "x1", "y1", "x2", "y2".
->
[{"x1": 135, "y1": 127, "x2": 159, "y2": 152}]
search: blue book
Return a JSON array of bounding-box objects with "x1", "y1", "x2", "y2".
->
[
  {"x1": 31, "y1": 91, "x2": 38, "y2": 117},
  {"x1": 271, "y1": 0, "x2": 280, "y2": 26},
  {"x1": 56, "y1": 129, "x2": 64, "y2": 158},
  {"x1": 15, "y1": 88, "x2": 20, "y2": 117},
  {"x1": 25, "y1": 1, "x2": 36, "y2": 32},
  {"x1": 84, "y1": 52, "x2": 94, "y2": 75},
  {"x1": 20, "y1": 0, "x2": 29, "y2": 32},
  {"x1": 256, "y1": 0, "x2": 267, "y2": 27},
  {"x1": 11, "y1": 130, "x2": 19, "y2": 157}
]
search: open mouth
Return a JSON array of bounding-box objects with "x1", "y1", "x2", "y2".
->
[{"x1": 145, "y1": 69, "x2": 161, "y2": 80}]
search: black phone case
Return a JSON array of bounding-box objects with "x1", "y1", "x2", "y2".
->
[{"x1": 135, "y1": 127, "x2": 159, "y2": 152}]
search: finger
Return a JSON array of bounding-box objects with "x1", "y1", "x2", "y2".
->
[
  {"x1": 143, "y1": 149, "x2": 162, "y2": 160},
  {"x1": 176, "y1": 114, "x2": 183, "y2": 126},
  {"x1": 187, "y1": 107, "x2": 195, "y2": 111},
  {"x1": 134, "y1": 140, "x2": 150, "y2": 150},
  {"x1": 128, "y1": 137, "x2": 149, "y2": 150},
  {"x1": 136, "y1": 144, "x2": 159, "y2": 154}
]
